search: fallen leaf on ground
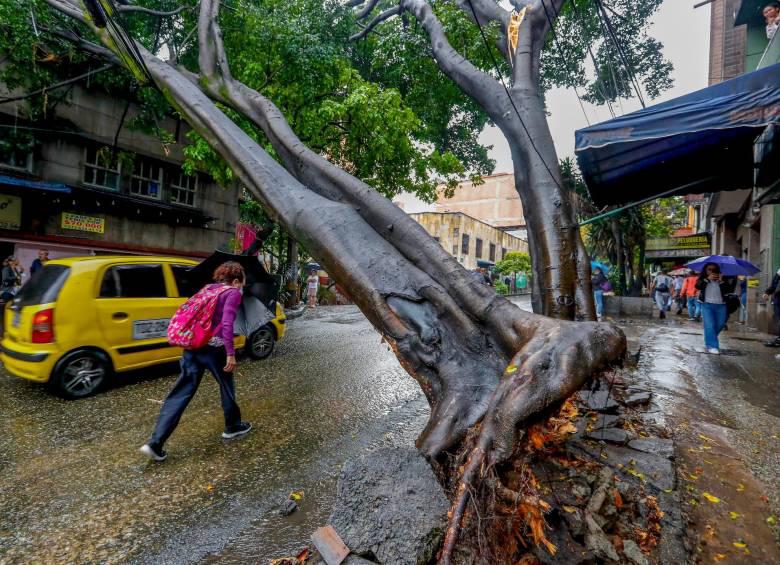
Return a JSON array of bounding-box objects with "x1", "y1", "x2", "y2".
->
[
  {"x1": 736, "y1": 483, "x2": 745, "y2": 492},
  {"x1": 733, "y1": 541, "x2": 747, "y2": 549},
  {"x1": 714, "y1": 554, "x2": 727, "y2": 562},
  {"x1": 729, "y1": 511, "x2": 740, "y2": 520},
  {"x1": 767, "y1": 516, "x2": 777, "y2": 526},
  {"x1": 562, "y1": 505, "x2": 577, "y2": 513},
  {"x1": 702, "y1": 492, "x2": 721, "y2": 503}
]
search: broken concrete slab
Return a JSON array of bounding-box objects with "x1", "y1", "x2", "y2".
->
[
  {"x1": 584, "y1": 512, "x2": 619, "y2": 561},
  {"x1": 329, "y1": 447, "x2": 448, "y2": 564},
  {"x1": 578, "y1": 390, "x2": 619, "y2": 412},
  {"x1": 625, "y1": 392, "x2": 652, "y2": 406},
  {"x1": 622, "y1": 538, "x2": 648, "y2": 565},
  {"x1": 586, "y1": 427, "x2": 631, "y2": 445},
  {"x1": 628, "y1": 437, "x2": 675, "y2": 460},
  {"x1": 591, "y1": 413, "x2": 621, "y2": 429},
  {"x1": 576, "y1": 442, "x2": 676, "y2": 492}
]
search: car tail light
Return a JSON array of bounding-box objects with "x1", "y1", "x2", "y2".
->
[{"x1": 32, "y1": 309, "x2": 54, "y2": 343}]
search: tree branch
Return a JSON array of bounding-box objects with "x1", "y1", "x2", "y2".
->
[
  {"x1": 116, "y1": 4, "x2": 189, "y2": 16},
  {"x1": 354, "y1": 0, "x2": 381, "y2": 20},
  {"x1": 455, "y1": 0, "x2": 509, "y2": 27},
  {"x1": 0, "y1": 64, "x2": 114, "y2": 104},
  {"x1": 198, "y1": 0, "x2": 232, "y2": 82},
  {"x1": 399, "y1": 0, "x2": 505, "y2": 118},
  {"x1": 47, "y1": 28, "x2": 122, "y2": 64},
  {"x1": 350, "y1": 6, "x2": 402, "y2": 41}
]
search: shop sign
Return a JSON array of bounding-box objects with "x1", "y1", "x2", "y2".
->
[
  {"x1": 646, "y1": 233, "x2": 711, "y2": 259},
  {"x1": 62, "y1": 212, "x2": 105, "y2": 234},
  {"x1": 0, "y1": 194, "x2": 22, "y2": 230}
]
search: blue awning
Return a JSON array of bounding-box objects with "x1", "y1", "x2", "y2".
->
[
  {"x1": 0, "y1": 174, "x2": 71, "y2": 194},
  {"x1": 575, "y1": 62, "x2": 780, "y2": 207}
]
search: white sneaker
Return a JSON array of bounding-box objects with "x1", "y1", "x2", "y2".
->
[{"x1": 708, "y1": 348, "x2": 720, "y2": 355}]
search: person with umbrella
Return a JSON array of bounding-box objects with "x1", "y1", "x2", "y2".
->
[
  {"x1": 763, "y1": 268, "x2": 780, "y2": 347},
  {"x1": 591, "y1": 266, "x2": 608, "y2": 320},
  {"x1": 694, "y1": 262, "x2": 736, "y2": 354},
  {"x1": 140, "y1": 262, "x2": 252, "y2": 462}
]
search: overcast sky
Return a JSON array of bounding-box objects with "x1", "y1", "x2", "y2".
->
[{"x1": 480, "y1": 0, "x2": 712, "y2": 172}]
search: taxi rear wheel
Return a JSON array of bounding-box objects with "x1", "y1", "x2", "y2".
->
[
  {"x1": 247, "y1": 325, "x2": 275, "y2": 360},
  {"x1": 50, "y1": 350, "x2": 112, "y2": 399}
]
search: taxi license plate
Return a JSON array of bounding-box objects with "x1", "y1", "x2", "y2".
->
[{"x1": 132, "y1": 318, "x2": 170, "y2": 340}]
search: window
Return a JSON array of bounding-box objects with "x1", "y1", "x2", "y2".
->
[
  {"x1": 99, "y1": 265, "x2": 167, "y2": 298},
  {"x1": 461, "y1": 234, "x2": 470, "y2": 255},
  {"x1": 453, "y1": 227, "x2": 460, "y2": 238},
  {"x1": 130, "y1": 158, "x2": 163, "y2": 199},
  {"x1": 171, "y1": 264, "x2": 199, "y2": 297},
  {"x1": 502, "y1": 248, "x2": 507, "y2": 259},
  {"x1": 452, "y1": 244, "x2": 458, "y2": 255},
  {"x1": 84, "y1": 146, "x2": 120, "y2": 190},
  {"x1": 489, "y1": 243, "x2": 496, "y2": 262},
  {"x1": 475, "y1": 238, "x2": 483, "y2": 259},
  {"x1": 15, "y1": 265, "x2": 70, "y2": 307},
  {"x1": 170, "y1": 171, "x2": 198, "y2": 206},
  {"x1": 0, "y1": 148, "x2": 32, "y2": 172}
]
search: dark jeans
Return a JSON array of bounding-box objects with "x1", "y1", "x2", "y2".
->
[{"x1": 149, "y1": 346, "x2": 241, "y2": 448}]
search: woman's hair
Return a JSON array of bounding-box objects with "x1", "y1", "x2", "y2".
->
[
  {"x1": 698, "y1": 262, "x2": 720, "y2": 278},
  {"x1": 765, "y1": 1, "x2": 780, "y2": 10},
  {"x1": 213, "y1": 261, "x2": 245, "y2": 284}
]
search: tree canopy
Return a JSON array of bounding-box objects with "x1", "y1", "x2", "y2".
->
[{"x1": 0, "y1": 0, "x2": 497, "y2": 201}]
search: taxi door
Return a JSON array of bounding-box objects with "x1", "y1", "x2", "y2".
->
[{"x1": 94, "y1": 262, "x2": 184, "y2": 371}]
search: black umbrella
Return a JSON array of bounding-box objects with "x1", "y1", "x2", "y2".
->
[
  {"x1": 183, "y1": 251, "x2": 279, "y2": 307},
  {"x1": 234, "y1": 296, "x2": 275, "y2": 336}
]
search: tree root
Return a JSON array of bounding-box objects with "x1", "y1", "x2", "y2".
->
[{"x1": 438, "y1": 320, "x2": 625, "y2": 564}]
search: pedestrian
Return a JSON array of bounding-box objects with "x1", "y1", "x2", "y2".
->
[
  {"x1": 140, "y1": 262, "x2": 251, "y2": 462},
  {"x1": 763, "y1": 268, "x2": 780, "y2": 347},
  {"x1": 1, "y1": 257, "x2": 18, "y2": 301},
  {"x1": 764, "y1": 1, "x2": 780, "y2": 39},
  {"x1": 681, "y1": 273, "x2": 701, "y2": 321},
  {"x1": 592, "y1": 267, "x2": 607, "y2": 320},
  {"x1": 30, "y1": 249, "x2": 49, "y2": 276},
  {"x1": 11, "y1": 258, "x2": 24, "y2": 291},
  {"x1": 306, "y1": 269, "x2": 319, "y2": 308},
  {"x1": 738, "y1": 276, "x2": 748, "y2": 325},
  {"x1": 672, "y1": 275, "x2": 685, "y2": 315},
  {"x1": 651, "y1": 269, "x2": 673, "y2": 319},
  {"x1": 695, "y1": 262, "x2": 736, "y2": 355}
]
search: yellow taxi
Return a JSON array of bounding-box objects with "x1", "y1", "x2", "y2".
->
[{"x1": 1, "y1": 255, "x2": 286, "y2": 399}]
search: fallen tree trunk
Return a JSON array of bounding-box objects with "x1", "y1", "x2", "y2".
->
[{"x1": 46, "y1": 0, "x2": 627, "y2": 559}]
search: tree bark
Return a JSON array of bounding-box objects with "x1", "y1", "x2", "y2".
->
[
  {"x1": 375, "y1": 0, "x2": 596, "y2": 321},
  {"x1": 610, "y1": 216, "x2": 626, "y2": 294}
]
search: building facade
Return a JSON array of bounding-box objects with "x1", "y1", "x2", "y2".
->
[
  {"x1": 408, "y1": 212, "x2": 528, "y2": 270},
  {"x1": 0, "y1": 82, "x2": 239, "y2": 274},
  {"x1": 431, "y1": 173, "x2": 526, "y2": 239},
  {"x1": 702, "y1": 0, "x2": 780, "y2": 332}
]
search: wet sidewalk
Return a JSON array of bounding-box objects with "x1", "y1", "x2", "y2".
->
[{"x1": 615, "y1": 314, "x2": 780, "y2": 562}]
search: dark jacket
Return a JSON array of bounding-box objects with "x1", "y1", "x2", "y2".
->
[
  {"x1": 695, "y1": 275, "x2": 736, "y2": 303},
  {"x1": 765, "y1": 273, "x2": 780, "y2": 298},
  {"x1": 591, "y1": 272, "x2": 607, "y2": 289}
]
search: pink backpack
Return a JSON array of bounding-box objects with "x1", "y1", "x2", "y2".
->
[{"x1": 167, "y1": 284, "x2": 232, "y2": 350}]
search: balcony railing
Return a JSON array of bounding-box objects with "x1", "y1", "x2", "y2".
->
[{"x1": 757, "y1": 30, "x2": 780, "y2": 69}]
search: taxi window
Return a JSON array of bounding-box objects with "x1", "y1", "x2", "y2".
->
[
  {"x1": 99, "y1": 265, "x2": 167, "y2": 298},
  {"x1": 170, "y1": 264, "x2": 199, "y2": 297}
]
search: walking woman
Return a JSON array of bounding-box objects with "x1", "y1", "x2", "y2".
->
[
  {"x1": 592, "y1": 267, "x2": 608, "y2": 320},
  {"x1": 695, "y1": 262, "x2": 736, "y2": 355},
  {"x1": 140, "y1": 262, "x2": 252, "y2": 462}
]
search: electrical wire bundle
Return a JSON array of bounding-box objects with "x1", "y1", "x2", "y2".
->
[{"x1": 82, "y1": 0, "x2": 153, "y2": 83}]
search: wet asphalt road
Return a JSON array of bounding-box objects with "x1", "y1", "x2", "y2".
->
[{"x1": 0, "y1": 306, "x2": 428, "y2": 564}]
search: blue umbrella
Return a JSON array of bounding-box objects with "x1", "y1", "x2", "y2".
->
[
  {"x1": 591, "y1": 260, "x2": 610, "y2": 274},
  {"x1": 685, "y1": 255, "x2": 760, "y2": 276}
]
